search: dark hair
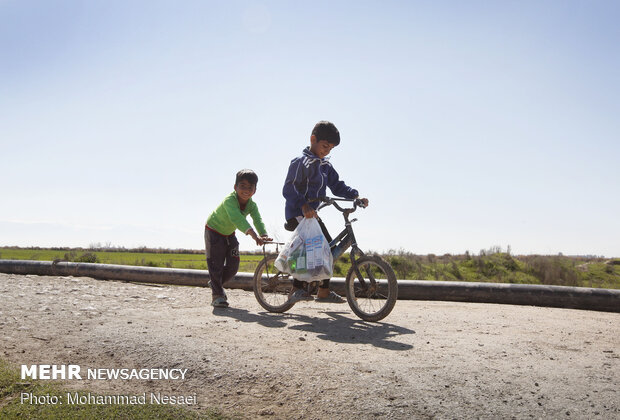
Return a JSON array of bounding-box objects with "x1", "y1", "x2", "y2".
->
[
  {"x1": 235, "y1": 169, "x2": 258, "y2": 186},
  {"x1": 311, "y1": 120, "x2": 340, "y2": 146}
]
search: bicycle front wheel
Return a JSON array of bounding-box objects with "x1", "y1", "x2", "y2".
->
[
  {"x1": 345, "y1": 255, "x2": 398, "y2": 322},
  {"x1": 253, "y1": 255, "x2": 294, "y2": 313}
]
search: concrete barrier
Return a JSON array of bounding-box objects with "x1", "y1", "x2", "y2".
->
[{"x1": 1, "y1": 259, "x2": 618, "y2": 313}]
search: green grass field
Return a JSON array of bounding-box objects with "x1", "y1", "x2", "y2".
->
[
  {"x1": 0, "y1": 248, "x2": 264, "y2": 273},
  {"x1": 1, "y1": 247, "x2": 618, "y2": 289}
]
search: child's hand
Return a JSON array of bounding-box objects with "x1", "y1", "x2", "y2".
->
[
  {"x1": 261, "y1": 234, "x2": 273, "y2": 243},
  {"x1": 358, "y1": 198, "x2": 369, "y2": 208},
  {"x1": 302, "y1": 203, "x2": 318, "y2": 218},
  {"x1": 248, "y1": 229, "x2": 265, "y2": 246}
]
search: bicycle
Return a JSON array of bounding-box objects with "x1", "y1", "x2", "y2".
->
[{"x1": 253, "y1": 197, "x2": 398, "y2": 322}]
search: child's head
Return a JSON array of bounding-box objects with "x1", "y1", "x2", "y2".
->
[
  {"x1": 235, "y1": 169, "x2": 258, "y2": 186},
  {"x1": 310, "y1": 120, "x2": 339, "y2": 159},
  {"x1": 234, "y1": 169, "x2": 258, "y2": 201}
]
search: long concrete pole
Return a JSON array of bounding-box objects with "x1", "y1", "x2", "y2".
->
[{"x1": 1, "y1": 260, "x2": 618, "y2": 313}]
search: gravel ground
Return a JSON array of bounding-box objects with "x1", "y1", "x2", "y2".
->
[{"x1": 1, "y1": 273, "x2": 618, "y2": 419}]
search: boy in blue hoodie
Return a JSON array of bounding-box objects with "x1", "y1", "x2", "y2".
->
[{"x1": 282, "y1": 121, "x2": 369, "y2": 303}]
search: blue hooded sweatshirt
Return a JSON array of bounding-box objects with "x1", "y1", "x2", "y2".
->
[{"x1": 283, "y1": 147, "x2": 359, "y2": 220}]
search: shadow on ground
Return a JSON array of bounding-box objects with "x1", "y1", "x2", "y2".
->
[{"x1": 212, "y1": 307, "x2": 414, "y2": 351}]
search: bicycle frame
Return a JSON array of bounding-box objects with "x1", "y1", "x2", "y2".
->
[
  {"x1": 317, "y1": 198, "x2": 371, "y2": 288},
  {"x1": 328, "y1": 211, "x2": 364, "y2": 261}
]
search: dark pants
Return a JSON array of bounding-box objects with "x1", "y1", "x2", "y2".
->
[
  {"x1": 285, "y1": 217, "x2": 332, "y2": 290},
  {"x1": 204, "y1": 227, "x2": 240, "y2": 298}
]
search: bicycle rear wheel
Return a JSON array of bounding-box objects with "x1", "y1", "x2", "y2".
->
[
  {"x1": 345, "y1": 255, "x2": 398, "y2": 322},
  {"x1": 253, "y1": 255, "x2": 294, "y2": 313}
]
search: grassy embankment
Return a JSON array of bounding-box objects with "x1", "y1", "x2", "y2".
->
[
  {"x1": 1, "y1": 246, "x2": 619, "y2": 289},
  {"x1": 381, "y1": 249, "x2": 620, "y2": 289},
  {"x1": 0, "y1": 359, "x2": 225, "y2": 419}
]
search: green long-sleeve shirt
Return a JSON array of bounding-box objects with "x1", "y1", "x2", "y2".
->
[{"x1": 206, "y1": 192, "x2": 267, "y2": 236}]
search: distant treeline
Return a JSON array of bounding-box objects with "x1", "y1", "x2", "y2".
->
[{"x1": 1, "y1": 245, "x2": 205, "y2": 255}]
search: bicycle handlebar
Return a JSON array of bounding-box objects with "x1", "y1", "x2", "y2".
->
[{"x1": 313, "y1": 197, "x2": 366, "y2": 213}]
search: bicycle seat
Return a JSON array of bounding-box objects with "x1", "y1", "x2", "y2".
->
[{"x1": 284, "y1": 219, "x2": 297, "y2": 232}]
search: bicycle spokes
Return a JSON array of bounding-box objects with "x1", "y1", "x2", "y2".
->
[
  {"x1": 260, "y1": 262, "x2": 289, "y2": 294},
  {"x1": 345, "y1": 256, "x2": 397, "y2": 321},
  {"x1": 253, "y1": 255, "x2": 295, "y2": 313}
]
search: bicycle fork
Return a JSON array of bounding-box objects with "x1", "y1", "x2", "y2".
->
[{"x1": 330, "y1": 224, "x2": 377, "y2": 293}]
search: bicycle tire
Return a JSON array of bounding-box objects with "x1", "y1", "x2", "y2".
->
[
  {"x1": 344, "y1": 255, "x2": 398, "y2": 322},
  {"x1": 253, "y1": 255, "x2": 295, "y2": 313}
]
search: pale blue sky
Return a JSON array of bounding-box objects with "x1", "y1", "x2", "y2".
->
[{"x1": 1, "y1": 1, "x2": 619, "y2": 257}]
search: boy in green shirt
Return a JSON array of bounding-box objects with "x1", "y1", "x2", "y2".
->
[{"x1": 205, "y1": 169, "x2": 271, "y2": 308}]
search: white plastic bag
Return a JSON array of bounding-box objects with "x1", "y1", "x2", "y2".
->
[{"x1": 274, "y1": 218, "x2": 333, "y2": 282}]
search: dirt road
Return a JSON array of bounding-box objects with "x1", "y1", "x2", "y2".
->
[{"x1": 1, "y1": 273, "x2": 618, "y2": 419}]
